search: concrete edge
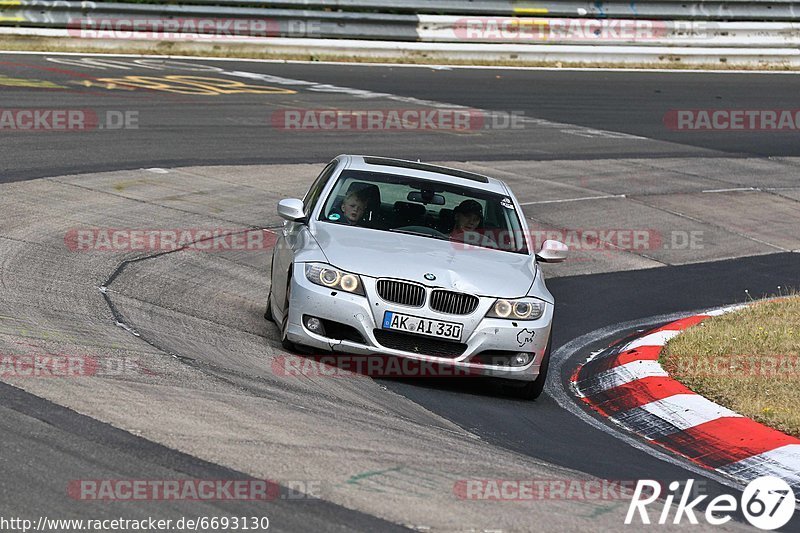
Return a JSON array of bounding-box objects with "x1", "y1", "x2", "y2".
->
[{"x1": 3, "y1": 27, "x2": 800, "y2": 68}]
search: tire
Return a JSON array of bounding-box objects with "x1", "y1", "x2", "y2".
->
[
  {"x1": 514, "y1": 330, "x2": 552, "y2": 401},
  {"x1": 280, "y1": 280, "x2": 296, "y2": 351},
  {"x1": 279, "y1": 280, "x2": 316, "y2": 355},
  {"x1": 264, "y1": 291, "x2": 274, "y2": 322},
  {"x1": 265, "y1": 251, "x2": 276, "y2": 322}
]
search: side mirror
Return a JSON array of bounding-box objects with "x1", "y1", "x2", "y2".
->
[
  {"x1": 277, "y1": 198, "x2": 306, "y2": 223},
  {"x1": 536, "y1": 239, "x2": 567, "y2": 263}
]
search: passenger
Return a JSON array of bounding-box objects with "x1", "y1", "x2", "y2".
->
[{"x1": 331, "y1": 189, "x2": 368, "y2": 226}]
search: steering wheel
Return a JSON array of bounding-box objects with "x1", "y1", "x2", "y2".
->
[{"x1": 395, "y1": 225, "x2": 448, "y2": 238}]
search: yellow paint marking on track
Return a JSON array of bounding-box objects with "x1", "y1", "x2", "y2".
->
[
  {"x1": 512, "y1": 8, "x2": 549, "y2": 14},
  {"x1": 71, "y1": 79, "x2": 137, "y2": 91},
  {"x1": 0, "y1": 16, "x2": 25, "y2": 22},
  {"x1": 93, "y1": 75, "x2": 298, "y2": 95},
  {"x1": 512, "y1": 2, "x2": 550, "y2": 15},
  {"x1": 0, "y1": 0, "x2": 23, "y2": 6},
  {"x1": 0, "y1": 75, "x2": 64, "y2": 88}
]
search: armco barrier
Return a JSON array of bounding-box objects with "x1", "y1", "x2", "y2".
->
[
  {"x1": 0, "y1": 1, "x2": 421, "y2": 41},
  {"x1": 419, "y1": 18, "x2": 800, "y2": 47},
  {"x1": 2, "y1": 0, "x2": 800, "y2": 65},
  {"x1": 4, "y1": 2, "x2": 800, "y2": 46},
  {"x1": 5, "y1": 27, "x2": 800, "y2": 67},
  {"x1": 28, "y1": 0, "x2": 800, "y2": 21}
]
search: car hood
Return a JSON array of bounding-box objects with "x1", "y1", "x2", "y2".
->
[{"x1": 310, "y1": 223, "x2": 535, "y2": 297}]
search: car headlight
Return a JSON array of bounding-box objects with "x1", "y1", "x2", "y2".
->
[
  {"x1": 487, "y1": 298, "x2": 545, "y2": 320},
  {"x1": 305, "y1": 264, "x2": 365, "y2": 296}
]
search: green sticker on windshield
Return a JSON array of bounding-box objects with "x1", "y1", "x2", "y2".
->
[{"x1": 329, "y1": 213, "x2": 341, "y2": 221}]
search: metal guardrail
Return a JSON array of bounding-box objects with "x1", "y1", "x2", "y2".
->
[
  {"x1": 6, "y1": 27, "x2": 800, "y2": 68},
  {"x1": 4, "y1": 2, "x2": 800, "y2": 47},
  {"x1": 57, "y1": 0, "x2": 798, "y2": 20},
  {"x1": 4, "y1": 26, "x2": 800, "y2": 67},
  {"x1": 419, "y1": 17, "x2": 800, "y2": 47},
  {"x1": 88, "y1": 0, "x2": 800, "y2": 20},
  {"x1": 2, "y1": 0, "x2": 800, "y2": 62},
  {"x1": 1, "y1": 1, "x2": 421, "y2": 41},
  {"x1": 4, "y1": 0, "x2": 800, "y2": 22}
]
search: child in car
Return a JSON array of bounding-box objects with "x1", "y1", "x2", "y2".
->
[{"x1": 329, "y1": 189, "x2": 368, "y2": 225}]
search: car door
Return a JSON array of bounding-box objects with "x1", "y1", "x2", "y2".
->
[{"x1": 271, "y1": 161, "x2": 337, "y2": 318}]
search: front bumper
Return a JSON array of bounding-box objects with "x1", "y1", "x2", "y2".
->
[{"x1": 284, "y1": 269, "x2": 553, "y2": 381}]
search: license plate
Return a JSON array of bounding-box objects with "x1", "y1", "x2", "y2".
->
[{"x1": 382, "y1": 311, "x2": 463, "y2": 341}]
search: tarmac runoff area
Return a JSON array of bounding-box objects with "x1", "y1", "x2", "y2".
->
[{"x1": 1, "y1": 157, "x2": 798, "y2": 530}]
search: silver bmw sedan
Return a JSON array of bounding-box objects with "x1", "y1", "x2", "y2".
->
[{"x1": 266, "y1": 155, "x2": 566, "y2": 399}]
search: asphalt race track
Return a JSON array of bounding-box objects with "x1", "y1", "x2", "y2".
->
[
  {"x1": 1, "y1": 52, "x2": 800, "y2": 532},
  {"x1": 4, "y1": 54, "x2": 800, "y2": 181}
]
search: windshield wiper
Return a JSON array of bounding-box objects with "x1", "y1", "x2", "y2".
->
[{"x1": 388, "y1": 228, "x2": 448, "y2": 241}]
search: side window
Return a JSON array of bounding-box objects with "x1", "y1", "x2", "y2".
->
[{"x1": 303, "y1": 162, "x2": 336, "y2": 214}]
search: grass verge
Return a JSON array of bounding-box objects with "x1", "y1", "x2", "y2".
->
[{"x1": 661, "y1": 295, "x2": 800, "y2": 437}]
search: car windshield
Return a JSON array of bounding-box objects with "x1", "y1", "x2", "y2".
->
[{"x1": 317, "y1": 170, "x2": 528, "y2": 254}]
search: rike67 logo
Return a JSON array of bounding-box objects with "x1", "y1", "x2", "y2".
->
[{"x1": 626, "y1": 477, "x2": 796, "y2": 530}]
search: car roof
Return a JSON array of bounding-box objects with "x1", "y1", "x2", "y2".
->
[{"x1": 341, "y1": 155, "x2": 509, "y2": 195}]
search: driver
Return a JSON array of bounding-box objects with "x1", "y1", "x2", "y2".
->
[
  {"x1": 451, "y1": 199, "x2": 483, "y2": 234},
  {"x1": 450, "y1": 199, "x2": 497, "y2": 248}
]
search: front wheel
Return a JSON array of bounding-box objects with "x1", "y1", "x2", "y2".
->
[
  {"x1": 264, "y1": 291, "x2": 274, "y2": 322},
  {"x1": 514, "y1": 330, "x2": 552, "y2": 400},
  {"x1": 280, "y1": 316, "x2": 296, "y2": 351},
  {"x1": 277, "y1": 275, "x2": 316, "y2": 355},
  {"x1": 280, "y1": 282, "x2": 296, "y2": 351}
]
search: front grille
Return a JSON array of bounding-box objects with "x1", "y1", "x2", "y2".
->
[
  {"x1": 430, "y1": 290, "x2": 479, "y2": 315},
  {"x1": 373, "y1": 330, "x2": 467, "y2": 359},
  {"x1": 376, "y1": 279, "x2": 425, "y2": 307}
]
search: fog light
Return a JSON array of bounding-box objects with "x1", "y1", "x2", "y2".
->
[
  {"x1": 304, "y1": 316, "x2": 325, "y2": 335},
  {"x1": 511, "y1": 352, "x2": 532, "y2": 367}
]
